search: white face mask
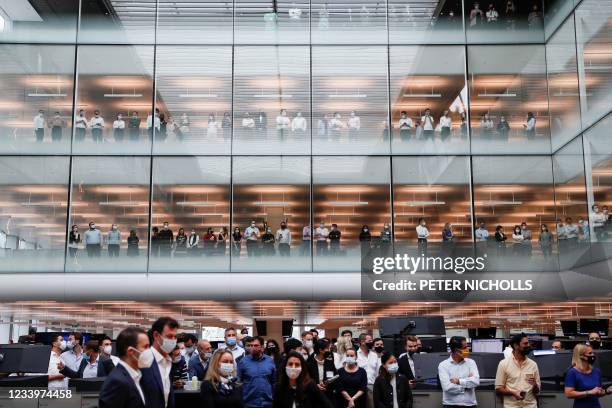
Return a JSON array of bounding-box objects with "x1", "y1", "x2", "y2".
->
[
  {"x1": 58, "y1": 340, "x2": 67, "y2": 351},
  {"x1": 158, "y1": 337, "x2": 177, "y2": 354},
  {"x1": 135, "y1": 348, "x2": 155, "y2": 369},
  {"x1": 286, "y1": 367, "x2": 302, "y2": 379},
  {"x1": 345, "y1": 356, "x2": 357, "y2": 365},
  {"x1": 303, "y1": 340, "x2": 313, "y2": 349},
  {"x1": 219, "y1": 362, "x2": 234, "y2": 377},
  {"x1": 172, "y1": 355, "x2": 182, "y2": 364},
  {"x1": 103, "y1": 345, "x2": 112, "y2": 355},
  {"x1": 66, "y1": 340, "x2": 75, "y2": 350}
]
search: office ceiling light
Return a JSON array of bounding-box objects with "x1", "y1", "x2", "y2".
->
[
  {"x1": 327, "y1": 201, "x2": 369, "y2": 206},
  {"x1": 252, "y1": 94, "x2": 293, "y2": 98},
  {"x1": 104, "y1": 87, "x2": 142, "y2": 98},
  {"x1": 27, "y1": 92, "x2": 67, "y2": 97},
  {"x1": 98, "y1": 201, "x2": 148, "y2": 206},
  {"x1": 477, "y1": 90, "x2": 516, "y2": 97},
  {"x1": 474, "y1": 200, "x2": 523, "y2": 206},
  {"x1": 20, "y1": 201, "x2": 67, "y2": 206},
  {"x1": 176, "y1": 201, "x2": 218, "y2": 206},
  {"x1": 179, "y1": 88, "x2": 218, "y2": 98},
  {"x1": 403, "y1": 201, "x2": 446, "y2": 206},
  {"x1": 254, "y1": 201, "x2": 290, "y2": 206},
  {"x1": 402, "y1": 93, "x2": 441, "y2": 98},
  {"x1": 328, "y1": 93, "x2": 367, "y2": 98}
]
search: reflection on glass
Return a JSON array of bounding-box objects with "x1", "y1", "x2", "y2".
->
[
  {"x1": 390, "y1": 46, "x2": 469, "y2": 155},
  {"x1": 150, "y1": 157, "x2": 230, "y2": 272},
  {"x1": 464, "y1": 0, "x2": 544, "y2": 43},
  {"x1": 0, "y1": 45, "x2": 75, "y2": 154},
  {"x1": 0, "y1": 157, "x2": 69, "y2": 272},
  {"x1": 154, "y1": 46, "x2": 232, "y2": 155},
  {"x1": 233, "y1": 47, "x2": 310, "y2": 155},
  {"x1": 0, "y1": 0, "x2": 78, "y2": 43},
  {"x1": 79, "y1": 0, "x2": 156, "y2": 44},
  {"x1": 232, "y1": 157, "x2": 311, "y2": 272},
  {"x1": 544, "y1": 0, "x2": 579, "y2": 40},
  {"x1": 553, "y1": 136, "x2": 590, "y2": 269},
  {"x1": 157, "y1": 0, "x2": 233, "y2": 44},
  {"x1": 546, "y1": 16, "x2": 581, "y2": 150},
  {"x1": 74, "y1": 46, "x2": 154, "y2": 155},
  {"x1": 469, "y1": 45, "x2": 550, "y2": 154},
  {"x1": 388, "y1": 1, "x2": 464, "y2": 44},
  {"x1": 312, "y1": 46, "x2": 389, "y2": 154},
  {"x1": 313, "y1": 157, "x2": 391, "y2": 272},
  {"x1": 576, "y1": 0, "x2": 612, "y2": 128},
  {"x1": 312, "y1": 0, "x2": 387, "y2": 44},
  {"x1": 68, "y1": 157, "x2": 150, "y2": 272},
  {"x1": 472, "y1": 156, "x2": 557, "y2": 271},
  {"x1": 393, "y1": 156, "x2": 472, "y2": 260},
  {"x1": 234, "y1": 0, "x2": 310, "y2": 44}
]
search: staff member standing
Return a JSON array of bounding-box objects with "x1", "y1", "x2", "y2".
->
[
  {"x1": 495, "y1": 333, "x2": 540, "y2": 408},
  {"x1": 373, "y1": 352, "x2": 412, "y2": 408},
  {"x1": 201, "y1": 349, "x2": 243, "y2": 408},
  {"x1": 564, "y1": 343, "x2": 612, "y2": 407},
  {"x1": 142, "y1": 317, "x2": 179, "y2": 408},
  {"x1": 237, "y1": 336, "x2": 276, "y2": 408},
  {"x1": 273, "y1": 352, "x2": 333, "y2": 408},
  {"x1": 99, "y1": 327, "x2": 150, "y2": 408},
  {"x1": 438, "y1": 336, "x2": 480, "y2": 408}
]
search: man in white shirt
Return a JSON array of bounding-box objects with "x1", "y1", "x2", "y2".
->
[
  {"x1": 146, "y1": 110, "x2": 161, "y2": 138},
  {"x1": 113, "y1": 113, "x2": 126, "y2": 142},
  {"x1": 366, "y1": 338, "x2": 385, "y2": 408},
  {"x1": 276, "y1": 109, "x2": 290, "y2": 141},
  {"x1": 143, "y1": 317, "x2": 179, "y2": 408},
  {"x1": 100, "y1": 336, "x2": 120, "y2": 366},
  {"x1": 242, "y1": 112, "x2": 255, "y2": 136},
  {"x1": 416, "y1": 218, "x2": 429, "y2": 255},
  {"x1": 315, "y1": 222, "x2": 329, "y2": 256},
  {"x1": 356, "y1": 333, "x2": 373, "y2": 369},
  {"x1": 592, "y1": 204, "x2": 607, "y2": 241},
  {"x1": 99, "y1": 327, "x2": 149, "y2": 408},
  {"x1": 276, "y1": 221, "x2": 291, "y2": 257},
  {"x1": 347, "y1": 110, "x2": 361, "y2": 142},
  {"x1": 244, "y1": 221, "x2": 260, "y2": 257},
  {"x1": 61, "y1": 332, "x2": 84, "y2": 372},
  {"x1": 48, "y1": 335, "x2": 68, "y2": 389},
  {"x1": 33, "y1": 110, "x2": 45, "y2": 142},
  {"x1": 291, "y1": 111, "x2": 307, "y2": 134},
  {"x1": 398, "y1": 111, "x2": 414, "y2": 141},
  {"x1": 219, "y1": 327, "x2": 245, "y2": 361},
  {"x1": 74, "y1": 109, "x2": 88, "y2": 142},
  {"x1": 439, "y1": 109, "x2": 452, "y2": 142},
  {"x1": 90, "y1": 110, "x2": 105, "y2": 143},
  {"x1": 329, "y1": 112, "x2": 344, "y2": 141},
  {"x1": 438, "y1": 336, "x2": 480, "y2": 408},
  {"x1": 421, "y1": 108, "x2": 435, "y2": 140}
]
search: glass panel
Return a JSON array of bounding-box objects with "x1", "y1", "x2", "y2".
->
[
  {"x1": 233, "y1": 46, "x2": 311, "y2": 155},
  {"x1": 157, "y1": 0, "x2": 233, "y2": 44},
  {"x1": 234, "y1": 0, "x2": 310, "y2": 44},
  {"x1": 544, "y1": 0, "x2": 578, "y2": 40},
  {"x1": 0, "y1": 44, "x2": 74, "y2": 155},
  {"x1": 576, "y1": 0, "x2": 612, "y2": 128},
  {"x1": 73, "y1": 45, "x2": 154, "y2": 155},
  {"x1": 313, "y1": 156, "x2": 391, "y2": 272},
  {"x1": 154, "y1": 46, "x2": 232, "y2": 155},
  {"x1": 0, "y1": 157, "x2": 69, "y2": 272},
  {"x1": 232, "y1": 156, "x2": 311, "y2": 272},
  {"x1": 312, "y1": 0, "x2": 387, "y2": 44},
  {"x1": 468, "y1": 45, "x2": 551, "y2": 154},
  {"x1": 584, "y1": 113, "x2": 612, "y2": 261},
  {"x1": 390, "y1": 46, "x2": 469, "y2": 155},
  {"x1": 388, "y1": 0, "x2": 465, "y2": 44},
  {"x1": 68, "y1": 157, "x2": 150, "y2": 272},
  {"x1": 0, "y1": 0, "x2": 79, "y2": 43},
  {"x1": 472, "y1": 156, "x2": 557, "y2": 271},
  {"x1": 150, "y1": 157, "x2": 230, "y2": 272},
  {"x1": 547, "y1": 16, "x2": 581, "y2": 150},
  {"x1": 464, "y1": 0, "x2": 544, "y2": 43},
  {"x1": 393, "y1": 156, "x2": 473, "y2": 259},
  {"x1": 553, "y1": 136, "x2": 590, "y2": 269},
  {"x1": 312, "y1": 46, "x2": 389, "y2": 155},
  {"x1": 79, "y1": 0, "x2": 157, "y2": 44}
]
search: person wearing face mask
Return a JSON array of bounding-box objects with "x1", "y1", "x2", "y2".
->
[
  {"x1": 99, "y1": 327, "x2": 150, "y2": 408},
  {"x1": 245, "y1": 221, "x2": 261, "y2": 257},
  {"x1": 262, "y1": 227, "x2": 276, "y2": 256},
  {"x1": 174, "y1": 228, "x2": 188, "y2": 257},
  {"x1": 127, "y1": 230, "x2": 140, "y2": 257},
  {"x1": 359, "y1": 225, "x2": 372, "y2": 254},
  {"x1": 380, "y1": 224, "x2": 392, "y2": 257},
  {"x1": 348, "y1": 111, "x2": 361, "y2": 142},
  {"x1": 48, "y1": 111, "x2": 65, "y2": 142},
  {"x1": 100, "y1": 336, "x2": 120, "y2": 366},
  {"x1": 416, "y1": 218, "x2": 429, "y2": 255},
  {"x1": 373, "y1": 351, "x2": 412, "y2": 408},
  {"x1": 301, "y1": 225, "x2": 312, "y2": 257},
  {"x1": 59, "y1": 340, "x2": 114, "y2": 379},
  {"x1": 61, "y1": 332, "x2": 84, "y2": 371},
  {"x1": 438, "y1": 336, "x2": 480, "y2": 408},
  {"x1": 511, "y1": 225, "x2": 524, "y2": 256},
  {"x1": 302, "y1": 332, "x2": 315, "y2": 356},
  {"x1": 439, "y1": 110, "x2": 452, "y2": 142},
  {"x1": 291, "y1": 111, "x2": 307, "y2": 136},
  {"x1": 158, "y1": 222, "x2": 174, "y2": 257},
  {"x1": 520, "y1": 222, "x2": 533, "y2": 257},
  {"x1": 265, "y1": 339, "x2": 282, "y2": 371},
  {"x1": 128, "y1": 111, "x2": 141, "y2": 142},
  {"x1": 113, "y1": 113, "x2": 125, "y2": 142},
  {"x1": 421, "y1": 108, "x2": 435, "y2": 141},
  {"x1": 106, "y1": 224, "x2": 121, "y2": 258},
  {"x1": 232, "y1": 227, "x2": 243, "y2": 257},
  {"x1": 84, "y1": 222, "x2": 102, "y2": 258},
  {"x1": 169, "y1": 346, "x2": 189, "y2": 389},
  {"x1": 565, "y1": 343, "x2": 612, "y2": 407},
  {"x1": 237, "y1": 336, "x2": 276, "y2": 408},
  {"x1": 90, "y1": 110, "x2": 105, "y2": 143},
  {"x1": 47, "y1": 335, "x2": 68, "y2": 389},
  {"x1": 274, "y1": 352, "x2": 333, "y2": 408},
  {"x1": 497, "y1": 115, "x2": 510, "y2": 141},
  {"x1": 181, "y1": 333, "x2": 198, "y2": 362},
  {"x1": 306, "y1": 338, "x2": 337, "y2": 403},
  {"x1": 315, "y1": 222, "x2": 329, "y2": 256},
  {"x1": 365, "y1": 338, "x2": 384, "y2": 405},
  {"x1": 276, "y1": 221, "x2": 291, "y2": 257},
  {"x1": 222, "y1": 328, "x2": 246, "y2": 361},
  {"x1": 201, "y1": 349, "x2": 243, "y2": 408},
  {"x1": 328, "y1": 223, "x2": 341, "y2": 255},
  {"x1": 75, "y1": 109, "x2": 88, "y2": 142},
  {"x1": 33, "y1": 109, "x2": 46, "y2": 142},
  {"x1": 398, "y1": 336, "x2": 418, "y2": 385},
  {"x1": 141, "y1": 316, "x2": 179, "y2": 408},
  {"x1": 189, "y1": 340, "x2": 213, "y2": 381},
  {"x1": 68, "y1": 225, "x2": 81, "y2": 261},
  {"x1": 357, "y1": 333, "x2": 373, "y2": 369},
  {"x1": 338, "y1": 348, "x2": 367, "y2": 408},
  {"x1": 495, "y1": 333, "x2": 540, "y2": 408},
  {"x1": 398, "y1": 111, "x2": 413, "y2": 142},
  {"x1": 276, "y1": 109, "x2": 290, "y2": 142},
  {"x1": 587, "y1": 333, "x2": 602, "y2": 350}
]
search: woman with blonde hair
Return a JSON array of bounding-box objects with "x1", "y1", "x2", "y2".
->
[
  {"x1": 564, "y1": 343, "x2": 612, "y2": 407},
  {"x1": 200, "y1": 349, "x2": 243, "y2": 407},
  {"x1": 334, "y1": 335, "x2": 354, "y2": 369}
]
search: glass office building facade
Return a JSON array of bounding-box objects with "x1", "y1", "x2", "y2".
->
[{"x1": 0, "y1": 0, "x2": 610, "y2": 274}]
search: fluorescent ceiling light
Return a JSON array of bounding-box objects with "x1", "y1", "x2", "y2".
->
[
  {"x1": 328, "y1": 94, "x2": 367, "y2": 98},
  {"x1": 254, "y1": 201, "x2": 290, "y2": 206},
  {"x1": 178, "y1": 93, "x2": 218, "y2": 98},
  {"x1": 20, "y1": 201, "x2": 66, "y2": 206},
  {"x1": 98, "y1": 201, "x2": 148, "y2": 206},
  {"x1": 474, "y1": 200, "x2": 523, "y2": 206},
  {"x1": 477, "y1": 93, "x2": 516, "y2": 97},
  {"x1": 27, "y1": 93, "x2": 67, "y2": 97},
  {"x1": 176, "y1": 201, "x2": 218, "y2": 206},
  {"x1": 402, "y1": 93, "x2": 441, "y2": 98},
  {"x1": 403, "y1": 201, "x2": 446, "y2": 206},
  {"x1": 327, "y1": 201, "x2": 369, "y2": 206},
  {"x1": 104, "y1": 93, "x2": 143, "y2": 98},
  {"x1": 552, "y1": 92, "x2": 592, "y2": 97},
  {"x1": 252, "y1": 94, "x2": 293, "y2": 98}
]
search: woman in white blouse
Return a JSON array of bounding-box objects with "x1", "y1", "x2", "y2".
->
[
  {"x1": 439, "y1": 110, "x2": 452, "y2": 142},
  {"x1": 523, "y1": 112, "x2": 536, "y2": 140}
]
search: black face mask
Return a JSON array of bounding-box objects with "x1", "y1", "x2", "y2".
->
[
  {"x1": 521, "y1": 346, "x2": 532, "y2": 356},
  {"x1": 408, "y1": 350, "x2": 416, "y2": 357},
  {"x1": 365, "y1": 342, "x2": 373, "y2": 350},
  {"x1": 587, "y1": 355, "x2": 596, "y2": 365},
  {"x1": 590, "y1": 341, "x2": 601, "y2": 350},
  {"x1": 323, "y1": 351, "x2": 332, "y2": 359},
  {"x1": 374, "y1": 346, "x2": 384, "y2": 354}
]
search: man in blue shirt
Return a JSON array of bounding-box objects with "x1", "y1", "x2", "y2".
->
[{"x1": 237, "y1": 336, "x2": 276, "y2": 408}]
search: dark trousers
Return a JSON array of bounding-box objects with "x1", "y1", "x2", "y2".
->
[
  {"x1": 246, "y1": 240, "x2": 258, "y2": 257},
  {"x1": 114, "y1": 128, "x2": 124, "y2": 142},
  {"x1": 86, "y1": 244, "x2": 101, "y2": 258},
  {"x1": 75, "y1": 127, "x2": 86, "y2": 142},
  {"x1": 400, "y1": 128, "x2": 411, "y2": 141},
  {"x1": 417, "y1": 238, "x2": 427, "y2": 255},
  {"x1": 316, "y1": 240, "x2": 328, "y2": 256},
  {"x1": 423, "y1": 129, "x2": 434, "y2": 140},
  {"x1": 129, "y1": 127, "x2": 140, "y2": 142},
  {"x1": 108, "y1": 244, "x2": 120, "y2": 258},
  {"x1": 92, "y1": 128, "x2": 103, "y2": 143},
  {"x1": 51, "y1": 126, "x2": 62, "y2": 142},
  {"x1": 35, "y1": 128, "x2": 44, "y2": 142},
  {"x1": 440, "y1": 126, "x2": 451, "y2": 141}
]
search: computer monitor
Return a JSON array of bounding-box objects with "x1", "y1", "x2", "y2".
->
[
  {"x1": 471, "y1": 339, "x2": 504, "y2": 353},
  {"x1": 468, "y1": 327, "x2": 497, "y2": 339},
  {"x1": 561, "y1": 320, "x2": 578, "y2": 336},
  {"x1": 579, "y1": 319, "x2": 609, "y2": 336}
]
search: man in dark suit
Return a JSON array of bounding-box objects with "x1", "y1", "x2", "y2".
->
[
  {"x1": 188, "y1": 339, "x2": 212, "y2": 381},
  {"x1": 141, "y1": 316, "x2": 179, "y2": 408},
  {"x1": 398, "y1": 335, "x2": 418, "y2": 385},
  {"x1": 99, "y1": 327, "x2": 150, "y2": 408},
  {"x1": 59, "y1": 340, "x2": 114, "y2": 379}
]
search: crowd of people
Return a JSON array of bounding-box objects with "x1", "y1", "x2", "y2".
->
[{"x1": 14, "y1": 317, "x2": 609, "y2": 408}]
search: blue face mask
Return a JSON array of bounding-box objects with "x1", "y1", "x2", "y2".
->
[
  {"x1": 387, "y1": 363, "x2": 399, "y2": 374},
  {"x1": 226, "y1": 337, "x2": 237, "y2": 347}
]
